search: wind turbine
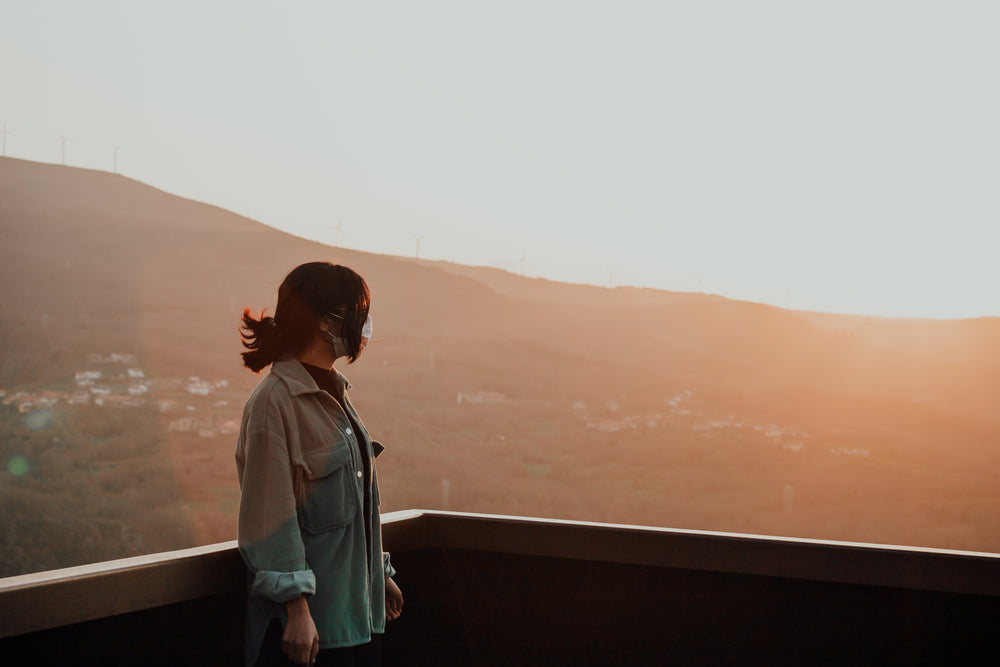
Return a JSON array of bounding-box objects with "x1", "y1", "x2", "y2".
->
[
  {"x1": 608, "y1": 268, "x2": 615, "y2": 288},
  {"x1": 111, "y1": 143, "x2": 124, "y2": 174},
  {"x1": 520, "y1": 252, "x2": 526, "y2": 276},
  {"x1": 413, "y1": 234, "x2": 427, "y2": 259},
  {"x1": 330, "y1": 218, "x2": 344, "y2": 248},
  {"x1": 58, "y1": 131, "x2": 71, "y2": 165},
  {"x1": 1, "y1": 122, "x2": 11, "y2": 157}
]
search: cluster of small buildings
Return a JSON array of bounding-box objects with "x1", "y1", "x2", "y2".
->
[
  {"x1": 587, "y1": 418, "x2": 638, "y2": 433},
  {"x1": 665, "y1": 390, "x2": 694, "y2": 416},
  {"x1": 691, "y1": 417, "x2": 747, "y2": 432},
  {"x1": 71, "y1": 367, "x2": 151, "y2": 406},
  {"x1": 186, "y1": 377, "x2": 229, "y2": 396},
  {"x1": 2, "y1": 354, "x2": 233, "y2": 421},
  {"x1": 569, "y1": 389, "x2": 837, "y2": 456},
  {"x1": 456, "y1": 391, "x2": 506, "y2": 405},
  {"x1": 1, "y1": 389, "x2": 63, "y2": 414},
  {"x1": 575, "y1": 391, "x2": 691, "y2": 433},
  {"x1": 86, "y1": 353, "x2": 137, "y2": 365},
  {"x1": 167, "y1": 414, "x2": 240, "y2": 438}
]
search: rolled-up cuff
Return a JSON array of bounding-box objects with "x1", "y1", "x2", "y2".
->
[
  {"x1": 251, "y1": 569, "x2": 317, "y2": 603},
  {"x1": 383, "y1": 552, "x2": 396, "y2": 579}
]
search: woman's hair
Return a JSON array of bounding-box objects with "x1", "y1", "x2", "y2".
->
[{"x1": 240, "y1": 262, "x2": 371, "y2": 372}]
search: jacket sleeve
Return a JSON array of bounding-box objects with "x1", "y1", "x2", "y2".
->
[
  {"x1": 236, "y1": 398, "x2": 316, "y2": 603},
  {"x1": 383, "y1": 551, "x2": 396, "y2": 579}
]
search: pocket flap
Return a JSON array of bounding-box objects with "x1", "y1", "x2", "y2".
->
[{"x1": 302, "y1": 442, "x2": 353, "y2": 480}]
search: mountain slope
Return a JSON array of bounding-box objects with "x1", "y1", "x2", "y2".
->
[{"x1": 2, "y1": 156, "x2": 999, "y2": 573}]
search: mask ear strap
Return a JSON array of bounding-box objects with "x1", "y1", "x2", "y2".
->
[{"x1": 320, "y1": 314, "x2": 339, "y2": 334}]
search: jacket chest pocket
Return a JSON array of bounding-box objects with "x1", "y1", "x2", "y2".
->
[{"x1": 298, "y1": 442, "x2": 358, "y2": 534}]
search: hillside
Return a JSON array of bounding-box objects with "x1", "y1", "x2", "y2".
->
[{"x1": 2, "y1": 157, "x2": 999, "y2": 576}]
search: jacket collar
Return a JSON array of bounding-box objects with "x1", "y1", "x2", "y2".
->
[{"x1": 271, "y1": 357, "x2": 351, "y2": 397}]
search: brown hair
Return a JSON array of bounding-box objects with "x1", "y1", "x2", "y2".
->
[{"x1": 240, "y1": 262, "x2": 371, "y2": 372}]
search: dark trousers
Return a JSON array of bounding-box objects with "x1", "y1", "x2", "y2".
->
[{"x1": 257, "y1": 618, "x2": 382, "y2": 667}]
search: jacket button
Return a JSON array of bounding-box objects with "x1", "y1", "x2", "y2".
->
[
  {"x1": 345, "y1": 427, "x2": 353, "y2": 435},
  {"x1": 356, "y1": 470, "x2": 363, "y2": 478}
]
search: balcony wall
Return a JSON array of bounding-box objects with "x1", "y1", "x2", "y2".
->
[{"x1": 2, "y1": 511, "x2": 999, "y2": 665}]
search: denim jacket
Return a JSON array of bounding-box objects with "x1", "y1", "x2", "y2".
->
[{"x1": 235, "y1": 358, "x2": 395, "y2": 666}]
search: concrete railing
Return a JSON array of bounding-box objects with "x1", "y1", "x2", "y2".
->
[{"x1": 2, "y1": 511, "x2": 999, "y2": 665}]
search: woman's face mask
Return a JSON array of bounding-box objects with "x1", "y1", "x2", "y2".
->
[
  {"x1": 361, "y1": 314, "x2": 373, "y2": 349},
  {"x1": 324, "y1": 313, "x2": 373, "y2": 358}
]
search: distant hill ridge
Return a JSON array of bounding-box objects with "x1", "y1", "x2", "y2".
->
[{"x1": 1, "y1": 156, "x2": 998, "y2": 424}]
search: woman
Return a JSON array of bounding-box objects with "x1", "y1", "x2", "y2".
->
[{"x1": 236, "y1": 262, "x2": 403, "y2": 667}]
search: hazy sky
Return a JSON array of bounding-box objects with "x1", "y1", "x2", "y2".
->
[{"x1": 3, "y1": 1, "x2": 998, "y2": 318}]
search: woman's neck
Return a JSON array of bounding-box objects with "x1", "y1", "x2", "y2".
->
[{"x1": 295, "y1": 337, "x2": 336, "y2": 371}]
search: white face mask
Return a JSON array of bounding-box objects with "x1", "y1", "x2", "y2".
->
[
  {"x1": 324, "y1": 330, "x2": 351, "y2": 359},
  {"x1": 361, "y1": 315, "x2": 373, "y2": 349},
  {"x1": 324, "y1": 313, "x2": 373, "y2": 358}
]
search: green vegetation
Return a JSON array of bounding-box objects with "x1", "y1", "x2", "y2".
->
[
  {"x1": 0, "y1": 404, "x2": 192, "y2": 577},
  {"x1": 4, "y1": 342, "x2": 1000, "y2": 579}
]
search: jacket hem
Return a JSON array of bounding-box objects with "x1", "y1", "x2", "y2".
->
[{"x1": 318, "y1": 630, "x2": 384, "y2": 650}]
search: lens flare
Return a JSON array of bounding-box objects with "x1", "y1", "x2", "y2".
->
[
  {"x1": 23, "y1": 409, "x2": 52, "y2": 431},
  {"x1": 7, "y1": 455, "x2": 30, "y2": 477}
]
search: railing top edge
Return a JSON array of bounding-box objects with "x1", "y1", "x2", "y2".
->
[
  {"x1": 415, "y1": 510, "x2": 1000, "y2": 560},
  {"x1": 0, "y1": 511, "x2": 428, "y2": 591},
  {"x1": 380, "y1": 509, "x2": 427, "y2": 524},
  {"x1": 0, "y1": 540, "x2": 240, "y2": 592}
]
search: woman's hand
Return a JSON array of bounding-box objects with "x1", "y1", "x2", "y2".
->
[
  {"x1": 385, "y1": 577, "x2": 404, "y2": 621},
  {"x1": 283, "y1": 597, "x2": 320, "y2": 665}
]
